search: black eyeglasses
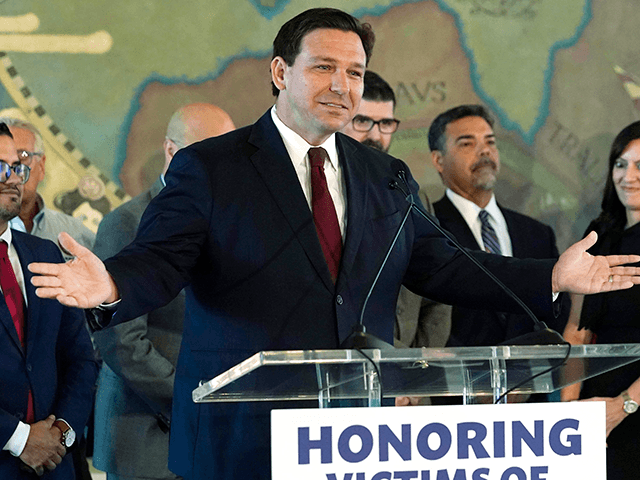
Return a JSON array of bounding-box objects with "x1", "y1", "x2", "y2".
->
[
  {"x1": 17, "y1": 149, "x2": 43, "y2": 167},
  {"x1": 351, "y1": 115, "x2": 400, "y2": 134},
  {"x1": 0, "y1": 161, "x2": 30, "y2": 184}
]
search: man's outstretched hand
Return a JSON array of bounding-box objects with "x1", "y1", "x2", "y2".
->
[
  {"x1": 28, "y1": 232, "x2": 119, "y2": 308},
  {"x1": 552, "y1": 231, "x2": 640, "y2": 294}
]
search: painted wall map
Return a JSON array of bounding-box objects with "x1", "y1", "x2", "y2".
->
[{"x1": 0, "y1": 0, "x2": 637, "y2": 246}]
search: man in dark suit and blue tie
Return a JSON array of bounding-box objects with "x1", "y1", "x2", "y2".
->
[
  {"x1": 28, "y1": 9, "x2": 640, "y2": 480},
  {"x1": 0, "y1": 123, "x2": 98, "y2": 478},
  {"x1": 429, "y1": 104, "x2": 569, "y2": 347}
]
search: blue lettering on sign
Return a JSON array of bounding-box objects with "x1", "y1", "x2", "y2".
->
[
  {"x1": 300, "y1": 417, "x2": 583, "y2": 466},
  {"x1": 513, "y1": 421, "x2": 544, "y2": 457},
  {"x1": 417, "y1": 423, "x2": 452, "y2": 460},
  {"x1": 379, "y1": 425, "x2": 412, "y2": 461},
  {"x1": 394, "y1": 471, "x2": 419, "y2": 480},
  {"x1": 371, "y1": 472, "x2": 391, "y2": 480},
  {"x1": 457, "y1": 423, "x2": 489, "y2": 459},
  {"x1": 299, "y1": 426, "x2": 332, "y2": 464},
  {"x1": 473, "y1": 468, "x2": 490, "y2": 480},
  {"x1": 339, "y1": 425, "x2": 374, "y2": 463},
  {"x1": 531, "y1": 466, "x2": 549, "y2": 480},
  {"x1": 500, "y1": 467, "x2": 526, "y2": 480},
  {"x1": 549, "y1": 419, "x2": 581, "y2": 456}
]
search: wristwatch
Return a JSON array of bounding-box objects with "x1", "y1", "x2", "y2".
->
[
  {"x1": 622, "y1": 390, "x2": 639, "y2": 414},
  {"x1": 53, "y1": 419, "x2": 76, "y2": 448}
]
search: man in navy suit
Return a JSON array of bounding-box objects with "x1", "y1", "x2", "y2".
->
[
  {"x1": 429, "y1": 104, "x2": 569, "y2": 346},
  {"x1": 0, "y1": 123, "x2": 97, "y2": 478},
  {"x1": 29, "y1": 9, "x2": 640, "y2": 480}
]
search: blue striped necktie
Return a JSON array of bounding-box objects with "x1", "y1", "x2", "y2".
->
[{"x1": 479, "y1": 210, "x2": 502, "y2": 254}]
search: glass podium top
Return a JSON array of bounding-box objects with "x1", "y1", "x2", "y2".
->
[{"x1": 192, "y1": 344, "x2": 640, "y2": 403}]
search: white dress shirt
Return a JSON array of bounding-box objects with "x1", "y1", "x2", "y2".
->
[
  {"x1": 445, "y1": 188, "x2": 513, "y2": 257},
  {"x1": 271, "y1": 106, "x2": 347, "y2": 237}
]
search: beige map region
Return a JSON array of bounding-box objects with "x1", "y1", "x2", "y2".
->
[
  {"x1": 123, "y1": 0, "x2": 624, "y2": 251},
  {"x1": 124, "y1": 2, "x2": 483, "y2": 198},
  {"x1": 534, "y1": 0, "x2": 640, "y2": 247}
]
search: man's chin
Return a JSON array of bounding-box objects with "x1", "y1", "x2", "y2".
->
[{"x1": 361, "y1": 139, "x2": 388, "y2": 153}]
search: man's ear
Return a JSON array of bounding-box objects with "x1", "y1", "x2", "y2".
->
[
  {"x1": 270, "y1": 56, "x2": 287, "y2": 93},
  {"x1": 163, "y1": 138, "x2": 177, "y2": 162},
  {"x1": 431, "y1": 150, "x2": 444, "y2": 173}
]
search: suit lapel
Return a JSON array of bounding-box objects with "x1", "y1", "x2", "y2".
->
[
  {"x1": 501, "y1": 207, "x2": 526, "y2": 257},
  {"x1": 336, "y1": 135, "x2": 368, "y2": 279},
  {"x1": 13, "y1": 235, "x2": 41, "y2": 358},
  {"x1": 248, "y1": 112, "x2": 335, "y2": 292},
  {"x1": 434, "y1": 195, "x2": 481, "y2": 250}
]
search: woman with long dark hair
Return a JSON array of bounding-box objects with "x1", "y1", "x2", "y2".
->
[{"x1": 563, "y1": 120, "x2": 640, "y2": 479}]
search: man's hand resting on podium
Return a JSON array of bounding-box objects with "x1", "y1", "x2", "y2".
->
[
  {"x1": 28, "y1": 232, "x2": 119, "y2": 308},
  {"x1": 28, "y1": 231, "x2": 640, "y2": 308}
]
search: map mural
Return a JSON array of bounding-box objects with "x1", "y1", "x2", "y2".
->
[{"x1": 0, "y1": 0, "x2": 637, "y2": 249}]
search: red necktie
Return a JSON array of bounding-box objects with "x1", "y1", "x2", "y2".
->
[
  {"x1": 308, "y1": 147, "x2": 342, "y2": 283},
  {"x1": 0, "y1": 241, "x2": 33, "y2": 423}
]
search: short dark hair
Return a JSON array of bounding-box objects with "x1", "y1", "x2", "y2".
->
[
  {"x1": 428, "y1": 104, "x2": 494, "y2": 152},
  {"x1": 0, "y1": 122, "x2": 13, "y2": 139},
  {"x1": 588, "y1": 120, "x2": 640, "y2": 235},
  {"x1": 271, "y1": 8, "x2": 375, "y2": 96},
  {"x1": 362, "y1": 71, "x2": 395, "y2": 107}
]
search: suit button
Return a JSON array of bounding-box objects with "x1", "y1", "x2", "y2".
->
[
  {"x1": 336, "y1": 295, "x2": 343, "y2": 305},
  {"x1": 26, "y1": 364, "x2": 32, "y2": 372}
]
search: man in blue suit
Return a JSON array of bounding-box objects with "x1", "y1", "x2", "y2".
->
[
  {"x1": 0, "y1": 123, "x2": 98, "y2": 478},
  {"x1": 29, "y1": 8, "x2": 640, "y2": 480}
]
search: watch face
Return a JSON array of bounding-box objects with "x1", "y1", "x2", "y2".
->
[
  {"x1": 64, "y1": 429, "x2": 76, "y2": 448},
  {"x1": 624, "y1": 400, "x2": 639, "y2": 414}
]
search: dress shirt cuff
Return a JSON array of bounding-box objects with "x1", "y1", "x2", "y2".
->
[
  {"x1": 3, "y1": 421, "x2": 30, "y2": 457},
  {"x1": 552, "y1": 292, "x2": 559, "y2": 302}
]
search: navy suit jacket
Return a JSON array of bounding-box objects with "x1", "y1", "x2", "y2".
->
[
  {"x1": 103, "y1": 111, "x2": 557, "y2": 479},
  {"x1": 433, "y1": 194, "x2": 568, "y2": 346},
  {"x1": 0, "y1": 231, "x2": 98, "y2": 479}
]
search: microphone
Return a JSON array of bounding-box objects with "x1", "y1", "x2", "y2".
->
[
  {"x1": 339, "y1": 198, "x2": 414, "y2": 350},
  {"x1": 390, "y1": 160, "x2": 564, "y2": 346}
]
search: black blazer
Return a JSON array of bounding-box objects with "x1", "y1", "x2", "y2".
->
[
  {"x1": 433, "y1": 194, "x2": 567, "y2": 346},
  {"x1": 103, "y1": 111, "x2": 556, "y2": 479}
]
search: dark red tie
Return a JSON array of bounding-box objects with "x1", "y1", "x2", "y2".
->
[
  {"x1": 308, "y1": 147, "x2": 342, "y2": 282},
  {"x1": 0, "y1": 241, "x2": 33, "y2": 423}
]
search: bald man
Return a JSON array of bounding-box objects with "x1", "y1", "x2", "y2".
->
[{"x1": 91, "y1": 103, "x2": 235, "y2": 480}]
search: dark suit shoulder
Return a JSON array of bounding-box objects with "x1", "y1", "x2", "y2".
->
[
  {"x1": 499, "y1": 205, "x2": 553, "y2": 232},
  {"x1": 12, "y1": 230, "x2": 63, "y2": 262}
]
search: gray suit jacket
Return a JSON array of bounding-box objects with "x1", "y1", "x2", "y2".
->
[
  {"x1": 92, "y1": 178, "x2": 184, "y2": 478},
  {"x1": 394, "y1": 190, "x2": 452, "y2": 349}
]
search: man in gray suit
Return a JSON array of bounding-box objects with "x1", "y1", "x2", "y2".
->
[
  {"x1": 91, "y1": 103, "x2": 235, "y2": 480},
  {"x1": 340, "y1": 71, "x2": 451, "y2": 351}
]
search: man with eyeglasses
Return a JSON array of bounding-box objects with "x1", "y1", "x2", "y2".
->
[
  {"x1": 91, "y1": 103, "x2": 234, "y2": 480},
  {"x1": 340, "y1": 71, "x2": 399, "y2": 153},
  {"x1": 0, "y1": 118, "x2": 95, "y2": 257},
  {"x1": 0, "y1": 122, "x2": 98, "y2": 478},
  {"x1": 340, "y1": 71, "x2": 451, "y2": 355}
]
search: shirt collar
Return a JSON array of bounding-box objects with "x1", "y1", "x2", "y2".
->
[
  {"x1": 270, "y1": 106, "x2": 339, "y2": 170},
  {"x1": 0, "y1": 222, "x2": 13, "y2": 248},
  {"x1": 445, "y1": 188, "x2": 500, "y2": 223}
]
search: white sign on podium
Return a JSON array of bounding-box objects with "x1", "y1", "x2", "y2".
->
[{"x1": 272, "y1": 402, "x2": 605, "y2": 480}]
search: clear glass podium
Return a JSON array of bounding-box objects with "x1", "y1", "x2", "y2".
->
[{"x1": 192, "y1": 344, "x2": 640, "y2": 407}]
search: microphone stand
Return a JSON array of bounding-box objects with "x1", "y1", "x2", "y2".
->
[{"x1": 390, "y1": 163, "x2": 565, "y2": 346}]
